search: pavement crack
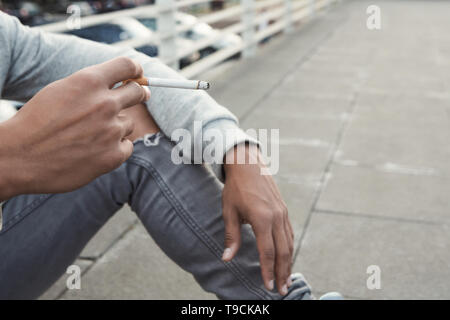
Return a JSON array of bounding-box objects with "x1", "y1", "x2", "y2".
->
[{"x1": 315, "y1": 209, "x2": 445, "y2": 227}]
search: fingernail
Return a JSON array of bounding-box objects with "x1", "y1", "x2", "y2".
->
[
  {"x1": 222, "y1": 248, "x2": 232, "y2": 261},
  {"x1": 281, "y1": 284, "x2": 288, "y2": 296},
  {"x1": 143, "y1": 86, "x2": 151, "y2": 100},
  {"x1": 267, "y1": 280, "x2": 274, "y2": 291},
  {"x1": 287, "y1": 275, "x2": 292, "y2": 287}
]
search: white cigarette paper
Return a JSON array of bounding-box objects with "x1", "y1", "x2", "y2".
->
[{"x1": 146, "y1": 78, "x2": 210, "y2": 90}]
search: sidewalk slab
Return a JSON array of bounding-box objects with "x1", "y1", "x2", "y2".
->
[
  {"x1": 243, "y1": 109, "x2": 344, "y2": 145},
  {"x1": 316, "y1": 164, "x2": 450, "y2": 223},
  {"x1": 294, "y1": 212, "x2": 450, "y2": 299},
  {"x1": 257, "y1": 92, "x2": 352, "y2": 117},
  {"x1": 60, "y1": 224, "x2": 216, "y2": 300},
  {"x1": 39, "y1": 259, "x2": 92, "y2": 300},
  {"x1": 336, "y1": 94, "x2": 450, "y2": 177},
  {"x1": 81, "y1": 205, "x2": 138, "y2": 259}
]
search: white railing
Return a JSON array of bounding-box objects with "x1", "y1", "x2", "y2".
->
[{"x1": 35, "y1": 0, "x2": 340, "y2": 78}]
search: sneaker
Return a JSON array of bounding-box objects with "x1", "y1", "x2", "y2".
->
[
  {"x1": 319, "y1": 292, "x2": 344, "y2": 300},
  {"x1": 283, "y1": 273, "x2": 344, "y2": 300}
]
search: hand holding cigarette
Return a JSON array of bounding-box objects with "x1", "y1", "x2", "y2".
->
[
  {"x1": 124, "y1": 77, "x2": 210, "y2": 90},
  {"x1": 0, "y1": 57, "x2": 149, "y2": 199}
]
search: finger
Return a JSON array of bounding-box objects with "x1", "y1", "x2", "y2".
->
[
  {"x1": 273, "y1": 223, "x2": 290, "y2": 296},
  {"x1": 284, "y1": 218, "x2": 294, "y2": 287},
  {"x1": 117, "y1": 114, "x2": 135, "y2": 139},
  {"x1": 119, "y1": 138, "x2": 134, "y2": 162},
  {"x1": 113, "y1": 82, "x2": 150, "y2": 110},
  {"x1": 222, "y1": 207, "x2": 241, "y2": 262},
  {"x1": 287, "y1": 218, "x2": 294, "y2": 243},
  {"x1": 95, "y1": 57, "x2": 144, "y2": 88},
  {"x1": 254, "y1": 227, "x2": 275, "y2": 291},
  {"x1": 283, "y1": 214, "x2": 294, "y2": 254}
]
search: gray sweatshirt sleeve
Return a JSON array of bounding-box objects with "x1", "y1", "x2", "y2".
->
[{"x1": 0, "y1": 13, "x2": 257, "y2": 178}]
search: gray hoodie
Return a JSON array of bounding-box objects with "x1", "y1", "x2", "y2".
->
[{"x1": 0, "y1": 12, "x2": 256, "y2": 230}]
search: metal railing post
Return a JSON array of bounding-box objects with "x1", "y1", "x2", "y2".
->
[
  {"x1": 309, "y1": 0, "x2": 316, "y2": 19},
  {"x1": 284, "y1": 0, "x2": 293, "y2": 33},
  {"x1": 242, "y1": 0, "x2": 256, "y2": 57},
  {"x1": 156, "y1": 0, "x2": 178, "y2": 70}
]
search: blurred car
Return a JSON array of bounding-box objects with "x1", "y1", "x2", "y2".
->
[
  {"x1": 1, "y1": 1, "x2": 68, "y2": 26},
  {"x1": 1, "y1": 1, "x2": 42, "y2": 25},
  {"x1": 89, "y1": 0, "x2": 153, "y2": 13},
  {"x1": 94, "y1": 1, "x2": 121, "y2": 13},
  {"x1": 137, "y1": 12, "x2": 242, "y2": 58},
  {"x1": 64, "y1": 17, "x2": 199, "y2": 68},
  {"x1": 69, "y1": 1, "x2": 96, "y2": 16}
]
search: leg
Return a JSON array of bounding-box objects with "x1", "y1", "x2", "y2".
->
[
  {"x1": 0, "y1": 104, "x2": 159, "y2": 299},
  {"x1": 123, "y1": 108, "x2": 313, "y2": 299},
  {"x1": 0, "y1": 104, "x2": 312, "y2": 299},
  {"x1": 0, "y1": 167, "x2": 132, "y2": 299}
]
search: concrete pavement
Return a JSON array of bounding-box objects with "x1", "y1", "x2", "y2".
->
[{"x1": 41, "y1": 0, "x2": 450, "y2": 299}]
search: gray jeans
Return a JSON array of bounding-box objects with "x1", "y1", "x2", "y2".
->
[{"x1": 0, "y1": 133, "x2": 312, "y2": 300}]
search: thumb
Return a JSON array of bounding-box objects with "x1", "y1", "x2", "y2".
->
[{"x1": 222, "y1": 207, "x2": 242, "y2": 262}]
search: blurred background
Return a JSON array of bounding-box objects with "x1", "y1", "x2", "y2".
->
[
  {"x1": 0, "y1": 0, "x2": 281, "y2": 115},
  {"x1": 1, "y1": 0, "x2": 450, "y2": 300}
]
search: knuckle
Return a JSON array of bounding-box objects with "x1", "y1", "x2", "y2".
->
[
  {"x1": 135, "y1": 62, "x2": 143, "y2": 77},
  {"x1": 126, "y1": 118, "x2": 135, "y2": 134},
  {"x1": 121, "y1": 142, "x2": 133, "y2": 161},
  {"x1": 77, "y1": 69, "x2": 103, "y2": 88},
  {"x1": 128, "y1": 79, "x2": 141, "y2": 90},
  {"x1": 114, "y1": 122, "x2": 124, "y2": 137},
  {"x1": 138, "y1": 84, "x2": 147, "y2": 101},
  {"x1": 118, "y1": 56, "x2": 138, "y2": 74},
  {"x1": 259, "y1": 210, "x2": 275, "y2": 223},
  {"x1": 104, "y1": 96, "x2": 118, "y2": 108},
  {"x1": 276, "y1": 205, "x2": 286, "y2": 217},
  {"x1": 263, "y1": 248, "x2": 275, "y2": 261},
  {"x1": 129, "y1": 81, "x2": 146, "y2": 100},
  {"x1": 273, "y1": 211, "x2": 284, "y2": 223},
  {"x1": 267, "y1": 266, "x2": 275, "y2": 278},
  {"x1": 288, "y1": 243, "x2": 294, "y2": 255},
  {"x1": 104, "y1": 122, "x2": 122, "y2": 142},
  {"x1": 279, "y1": 250, "x2": 290, "y2": 262},
  {"x1": 272, "y1": 206, "x2": 288, "y2": 223},
  {"x1": 140, "y1": 86, "x2": 147, "y2": 101},
  {"x1": 224, "y1": 232, "x2": 234, "y2": 243},
  {"x1": 99, "y1": 97, "x2": 118, "y2": 115}
]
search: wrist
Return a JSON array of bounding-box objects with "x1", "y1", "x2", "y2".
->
[
  {"x1": 223, "y1": 142, "x2": 263, "y2": 175},
  {"x1": 0, "y1": 119, "x2": 26, "y2": 200}
]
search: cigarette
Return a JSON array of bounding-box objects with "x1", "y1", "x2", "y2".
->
[{"x1": 124, "y1": 77, "x2": 210, "y2": 90}]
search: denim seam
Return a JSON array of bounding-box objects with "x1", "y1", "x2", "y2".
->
[
  {"x1": 129, "y1": 154, "x2": 272, "y2": 300},
  {"x1": 0, "y1": 194, "x2": 54, "y2": 234}
]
